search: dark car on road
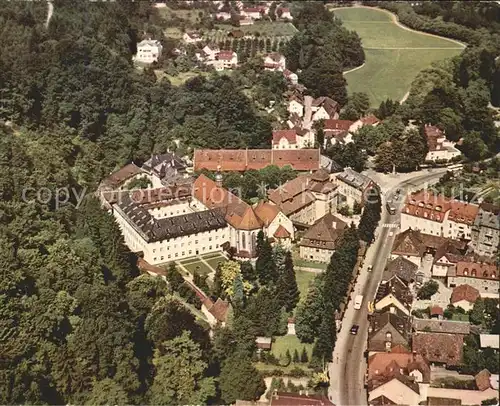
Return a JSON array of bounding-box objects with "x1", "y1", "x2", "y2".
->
[{"x1": 350, "y1": 325, "x2": 359, "y2": 335}]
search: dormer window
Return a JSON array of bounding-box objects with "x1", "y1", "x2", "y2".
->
[
  {"x1": 436, "y1": 205, "x2": 442, "y2": 211},
  {"x1": 471, "y1": 269, "x2": 477, "y2": 277},
  {"x1": 418, "y1": 202, "x2": 424, "y2": 207},
  {"x1": 464, "y1": 268, "x2": 468, "y2": 276},
  {"x1": 483, "y1": 271, "x2": 489, "y2": 277},
  {"x1": 426, "y1": 203, "x2": 433, "y2": 209}
]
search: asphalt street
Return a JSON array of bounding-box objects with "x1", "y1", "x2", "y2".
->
[{"x1": 329, "y1": 169, "x2": 448, "y2": 406}]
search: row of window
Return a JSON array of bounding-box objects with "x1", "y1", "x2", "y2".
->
[
  {"x1": 152, "y1": 235, "x2": 224, "y2": 253},
  {"x1": 153, "y1": 244, "x2": 219, "y2": 262}
]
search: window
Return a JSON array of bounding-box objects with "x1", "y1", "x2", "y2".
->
[
  {"x1": 168, "y1": 254, "x2": 171, "y2": 259},
  {"x1": 182, "y1": 252, "x2": 185, "y2": 256},
  {"x1": 195, "y1": 240, "x2": 199, "y2": 244},
  {"x1": 175, "y1": 253, "x2": 178, "y2": 257},
  {"x1": 189, "y1": 250, "x2": 192, "y2": 255},
  {"x1": 209, "y1": 237, "x2": 212, "y2": 241},
  {"x1": 153, "y1": 249, "x2": 156, "y2": 253},
  {"x1": 153, "y1": 257, "x2": 157, "y2": 261},
  {"x1": 161, "y1": 256, "x2": 164, "y2": 261},
  {"x1": 241, "y1": 232, "x2": 246, "y2": 249},
  {"x1": 209, "y1": 246, "x2": 212, "y2": 250}
]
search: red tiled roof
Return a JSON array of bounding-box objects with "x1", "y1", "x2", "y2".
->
[
  {"x1": 412, "y1": 332, "x2": 463, "y2": 366},
  {"x1": 274, "y1": 224, "x2": 291, "y2": 239},
  {"x1": 367, "y1": 353, "x2": 430, "y2": 383},
  {"x1": 324, "y1": 119, "x2": 353, "y2": 131},
  {"x1": 430, "y1": 306, "x2": 444, "y2": 316},
  {"x1": 475, "y1": 369, "x2": 492, "y2": 391},
  {"x1": 193, "y1": 149, "x2": 320, "y2": 172},
  {"x1": 217, "y1": 50, "x2": 235, "y2": 61},
  {"x1": 193, "y1": 174, "x2": 260, "y2": 230},
  {"x1": 448, "y1": 201, "x2": 479, "y2": 225},
  {"x1": 455, "y1": 261, "x2": 498, "y2": 279},
  {"x1": 451, "y1": 284, "x2": 480, "y2": 304},
  {"x1": 273, "y1": 129, "x2": 297, "y2": 145},
  {"x1": 360, "y1": 114, "x2": 380, "y2": 125},
  {"x1": 253, "y1": 201, "x2": 280, "y2": 225},
  {"x1": 402, "y1": 191, "x2": 451, "y2": 223},
  {"x1": 102, "y1": 163, "x2": 143, "y2": 188},
  {"x1": 207, "y1": 298, "x2": 229, "y2": 322}
]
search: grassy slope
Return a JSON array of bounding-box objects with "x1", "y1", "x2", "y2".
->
[
  {"x1": 332, "y1": 7, "x2": 464, "y2": 106},
  {"x1": 295, "y1": 270, "x2": 317, "y2": 301},
  {"x1": 271, "y1": 335, "x2": 313, "y2": 360}
]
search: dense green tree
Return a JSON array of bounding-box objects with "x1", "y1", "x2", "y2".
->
[
  {"x1": 417, "y1": 280, "x2": 439, "y2": 300},
  {"x1": 255, "y1": 232, "x2": 277, "y2": 285},
  {"x1": 300, "y1": 347, "x2": 309, "y2": 363},
  {"x1": 219, "y1": 352, "x2": 266, "y2": 404},
  {"x1": 312, "y1": 312, "x2": 336, "y2": 364},
  {"x1": 358, "y1": 187, "x2": 382, "y2": 243},
  {"x1": 149, "y1": 332, "x2": 215, "y2": 405},
  {"x1": 165, "y1": 262, "x2": 185, "y2": 291},
  {"x1": 295, "y1": 278, "x2": 324, "y2": 343},
  {"x1": 276, "y1": 251, "x2": 300, "y2": 312},
  {"x1": 85, "y1": 379, "x2": 129, "y2": 406}
]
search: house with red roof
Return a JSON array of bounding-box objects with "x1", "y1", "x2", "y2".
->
[
  {"x1": 209, "y1": 50, "x2": 238, "y2": 71},
  {"x1": 272, "y1": 128, "x2": 314, "y2": 150},
  {"x1": 401, "y1": 191, "x2": 479, "y2": 240},
  {"x1": 447, "y1": 261, "x2": 498, "y2": 295},
  {"x1": 450, "y1": 284, "x2": 480, "y2": 311},
  {"x1": 349, "y1": 114, "x2": 380, "y2": 133}
]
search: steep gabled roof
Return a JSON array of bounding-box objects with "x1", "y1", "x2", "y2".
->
[
  {"x1": 102, "y1": 163, "x2": 143, "y2": 188},
  {"x1": 238, "y1": 205, "x2": 262, "y2": 230},
  {"x1": 299, "y1": 213, "x2": 347, "y2": 251},
  {"x1": 412, "y1": 332, "x2": 464, "y2": 366},
  {"x1": 274, "y1": 225, "x2": 291, "y2": 239},
  {"x1": 450, "y1": 284, "x2": 480, "y2": 304},
  {"x1": 253, "y1": 201, "x2": 280, "y2": 225},
  {"x1": 383, "y1": 256, "x2": 419, "y2": 284}
]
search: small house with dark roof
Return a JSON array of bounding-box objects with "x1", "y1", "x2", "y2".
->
[
  {"x1": 382, "y1": 256, "x2": 420, "y2": 285},
  {"x1": 299, "y1": 213, "x2": 347, "y2": 263},
  {"x1": 335, "y1": 168, "x2": 377, "y2": 209},
  {"x1": 368, "y1": 306, "x2": 412, "y2": 354},
  {"x1": 374, "y1": 276, "x2": 413, "y2": 316},
  {"x1": 142, "y1": 152, "x2": 188, "y2": 188}
]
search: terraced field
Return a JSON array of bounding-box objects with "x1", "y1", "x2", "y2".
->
[{"x1": 331, "y1": 7, "x2": 465, "y2": 106}]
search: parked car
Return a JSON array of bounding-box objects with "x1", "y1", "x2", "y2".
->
[{"x1": 350, "y1": 325, "x2": 359, "y2": 335}]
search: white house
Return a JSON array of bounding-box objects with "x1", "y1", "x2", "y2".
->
[
  {"x1": 283, "y1": 69, "x2": 298, "y2": 85},
  {"x1": 202, "y1": 44, "x2": 220, "y2": 60},
  {"x1": 135, "y1": 39, "x2": 163, "y2": 64},
  {"x1": 215, "y1": 11, "x2": 231, "y2": 21},
  {"x1": 183, "y1": 31, "x2": 202, "y2": 44},
  {"x1": 241, "y1": 7, "x2": 262, "y2": 20},
  {"x1": 311, "y1": 97, "x2": 340, "y2": 122},
  {"x1": 400, "y1": 191, "x2": 479, "y2": 239},
  {"x1": 288, "y1": 95, "x2": 304, "y2": 117},
  {"x1": 278, "y1": 7, "x2": 293, "y2": 20},
  {"x1": 272, "y1": 129, "x2": 314, "y2": 150},
  {"x1": 334, "y1": 168, "x2": 376, "y2": 208},
  {"x1": 424, "y1": 125, "x2": 461, "y2": 162},
  {"x1": 263, "y1": 52, "x2": 286, "y2": 71},
  {"x1": 207, "y1": 50, "x2": 238, "y2": 71}
]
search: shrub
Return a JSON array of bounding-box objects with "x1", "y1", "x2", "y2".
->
[{"x1": 417, "y1": 280, "x2": 439, "y2": 300}]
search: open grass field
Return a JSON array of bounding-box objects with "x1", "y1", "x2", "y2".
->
[
  {"x1": 271, "y1": 335, "x2": 313, "y2": 360},
  {"x1": 295, "y1": 270, "x2": 317, "y2": 301},
  {"x1": 215, "y1": 21, "x2": 297, "y2": 37},
  {"x1": 331, "y1": 7, "x2": 465, "y2": 106}
]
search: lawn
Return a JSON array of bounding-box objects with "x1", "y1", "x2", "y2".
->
[
  {"x1": 294, "y1": 258, "x2": 328, "y2": 271},
  {"x1": 271, "y1": 335, "x2": 313, "y2": 361},
  {"x1": 331, "y1": 7, "x2": 465, "y2": 106},
  {"x1": 180, "y1": 260, "x2": 213, "y2": 276},
  {"x1": 163, "y1": 71, "x2": 212, "y2": 86},
  {"x1": 204, "y1": 255, "x2": 227, "y2": 271},
  {"x1": 157, "y1": 6, "x2": 207, "y2": 25},
  {"x1": 215, "y1": 21, "x2": 297, "y2": 37},
  {"x1": 295, "y1": 270, "x2": 317, "y2": 300}
]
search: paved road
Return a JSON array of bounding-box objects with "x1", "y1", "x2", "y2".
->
[{"x1": 329, "y1": 169, "x2": 447, "y2": 406}]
